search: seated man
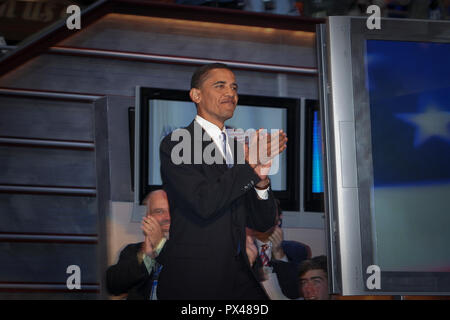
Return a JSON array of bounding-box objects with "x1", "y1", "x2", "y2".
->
[
  {"x1": 247, "y1": 200, "x2": 311, "y2": 299},
  {"x1": 298, "y1": 255, "x2": 331, "y2": 300},
  {"x1": 106, "y1": 189, "x2": 170, "y2": 300}
]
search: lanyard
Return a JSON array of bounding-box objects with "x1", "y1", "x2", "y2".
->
[{"x1": 149, "y1": 264, "x2": 162, "y2": 300}]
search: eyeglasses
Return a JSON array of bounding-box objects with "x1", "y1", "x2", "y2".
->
[{"x1": 149, "y1": 208, "x2": 169, "y2": 216}]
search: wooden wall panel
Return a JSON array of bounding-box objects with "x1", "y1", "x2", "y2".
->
[
  {"x1": 0, "y1": 97, "x2": 94, "y2": 142},
  {"x1": 0, "y1": 146, "x2": 96, "y2": 187},
  {"x1": 0, "y1": 242, "x2": 98, "y2": 283},
  {"x1": 0, "y1": 194, "x2": 97, "y2": 235},
  {"x1": 0, "y1": 55, "x2": 192, "y2": 96},
  {"x1": 0, "y1": 54, "x2": 318, "y2": 99},
  {"x1": 59, "y1": 14, "x2": 317, "y2": 68},
  {"x1": 0, "y1": 92, "x2": 103, "y2": 298}
]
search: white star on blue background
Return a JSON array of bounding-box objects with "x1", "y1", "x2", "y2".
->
[{"x1": 396, "y1": 106, "x2": 450, "y2": 147}]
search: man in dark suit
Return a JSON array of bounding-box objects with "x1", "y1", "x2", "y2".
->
[
  {"x1": 157, "y1": 63, "x2": 288, "y2": 300},
  {"x1": 106, "y1": 189, "x2": 170, "y2": 300}
]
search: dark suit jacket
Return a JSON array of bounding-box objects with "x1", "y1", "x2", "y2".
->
[
  {"x1": 270, "y1": 240, "x2": 311, "y2": 299},
  {"x1": 271, "y1": 260, "x2": 301, "y2": 299},
  {"x1": 157, "y1": 120, "x2": 277, "y2": 300},
  {"x1": 106, "y1": 242, "x2": 153, "y2": 300}
]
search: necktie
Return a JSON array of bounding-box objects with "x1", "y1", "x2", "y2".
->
[
  {"x1": 260, "y1": 244, "x2": 270, "y2": 267},
  {"x1": 221, "y1": 132, "x2": 233, "y2": 168}
]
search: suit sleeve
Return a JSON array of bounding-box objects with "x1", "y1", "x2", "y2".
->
[
  {"x1": 160, "y1": 135, "x2": 275, "y2": 229},
  {"x1": 106, "y1": 244, "x2": 150, "y2": 296},
  {"x1": 245, "y1": 188, "x2": 277, "y2": 232},
  {"x1": 272, "y1": 260, "x2": 301, "y2": 299}
]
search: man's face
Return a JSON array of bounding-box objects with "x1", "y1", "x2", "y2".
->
[
  {"x1": 191, "y1": 68, "x2": 238, "y2": 128},
  {"x1": 146, "y1": 192, "x2": 171, "y2": 238},
  {"x1": 299, "y1": 269, "x2": 330, "y2": 300}
]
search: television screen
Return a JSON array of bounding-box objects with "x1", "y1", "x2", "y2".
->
[
  {"x1": 366, "y1": 40, "x2": 450, "y2": 273},
  {"x1": 135, "y1": 88, "x2": 300, "y2": 211},
  {"x1": 304, "y1": 99, "x2": 324, "y2": 212}
]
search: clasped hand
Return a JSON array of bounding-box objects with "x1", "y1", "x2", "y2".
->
[
  {"x1": 141, "y1": 216, "x2": 163, "y2": 258},
  {"x1": 244, "y1": 129, "x2": 288, "y2": 185}
]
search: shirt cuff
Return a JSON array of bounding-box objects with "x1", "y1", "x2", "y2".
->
[{"x1": 254, "y1": 187, "x2": 269, "y2": 200}]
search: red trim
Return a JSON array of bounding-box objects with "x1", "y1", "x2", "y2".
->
[
  {"x1": 49, "y1": 45, "x2": 318, "y2": 75},
  {"x1": 0, "y1": 281, "x2": 100, "y2": 293},
  {"x1": 0, "y1": 135, "x2": 94, "y2": 145},
  {"x1": 0, "y1": 232, "x2": 99, "y2": 244},
  {"x1": 0, "y1": 231, "x2": 98, "y2": 237},
  {"x1": 0, "y1": 86, "x2": 106, "y2": 99},
  {"x1": 0, "y1": 183, "x2": 97, "y2": 197}
]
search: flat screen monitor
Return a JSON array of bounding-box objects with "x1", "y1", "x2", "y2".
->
[
  {"x1": 318, "y1": 16, "x2": 450, "y2": 295},
  {"x1": 134, "y1": 87, "x2": 300, "y2": 212}
]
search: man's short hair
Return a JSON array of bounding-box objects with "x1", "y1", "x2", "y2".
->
[
  {"x1": 190, "y1": 63, "x2": 232, "y2": 89},
  {"x1": 298, "y1": 255, "x2": 328, "y2": 278},
  {"x1": 142, "y1": 189, "x2": 167, "y2": 211}
]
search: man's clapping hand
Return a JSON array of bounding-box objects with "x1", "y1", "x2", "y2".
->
[
  {"x1": 244, "y1": 129, "x2": 288, "y2": 184},
  {"x1": 141, "y1": 215, "x2": 164, "y2": 258}
]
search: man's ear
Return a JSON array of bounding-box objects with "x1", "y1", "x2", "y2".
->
[{"x1": 189, "y1": 88, "x2": 201, "y2": 104}]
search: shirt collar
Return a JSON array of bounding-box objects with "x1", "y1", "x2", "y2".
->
[
  {"x1": 255, "y1": 238, "x2": 272, "y2": 249},
  {"x1": 195, "y1": 115, "x2": 234, "y2": 162},
  {"x1": 195, "y1": 114, "x2": 226, "y2": 140}
]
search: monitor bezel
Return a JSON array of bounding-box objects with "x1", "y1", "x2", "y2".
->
[{"x1": 320, "y1": 16, "x2": 450, "y2": 295}]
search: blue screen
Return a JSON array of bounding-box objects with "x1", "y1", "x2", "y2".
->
[
  {"x1": 366, "y1": 40, "x2": 450, "y2": 272},
  {"x1": 312, "y1": 110, "x2": 324, "y2": 193}
]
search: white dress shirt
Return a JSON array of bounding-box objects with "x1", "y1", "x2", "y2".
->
[{"x1": 254, "y1": 238, "x2": 290, "y2": 300}]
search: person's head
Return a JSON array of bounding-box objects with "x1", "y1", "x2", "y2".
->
[
  {"x1": 189, "y1": 63, "x2": 238, "y2": 129},
  {"x1": 143, "y1": 189, "x2": 171, "y2": 238},
  {"x1": 298, "y1": 255, "x2": 330, "y2": 300}
]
